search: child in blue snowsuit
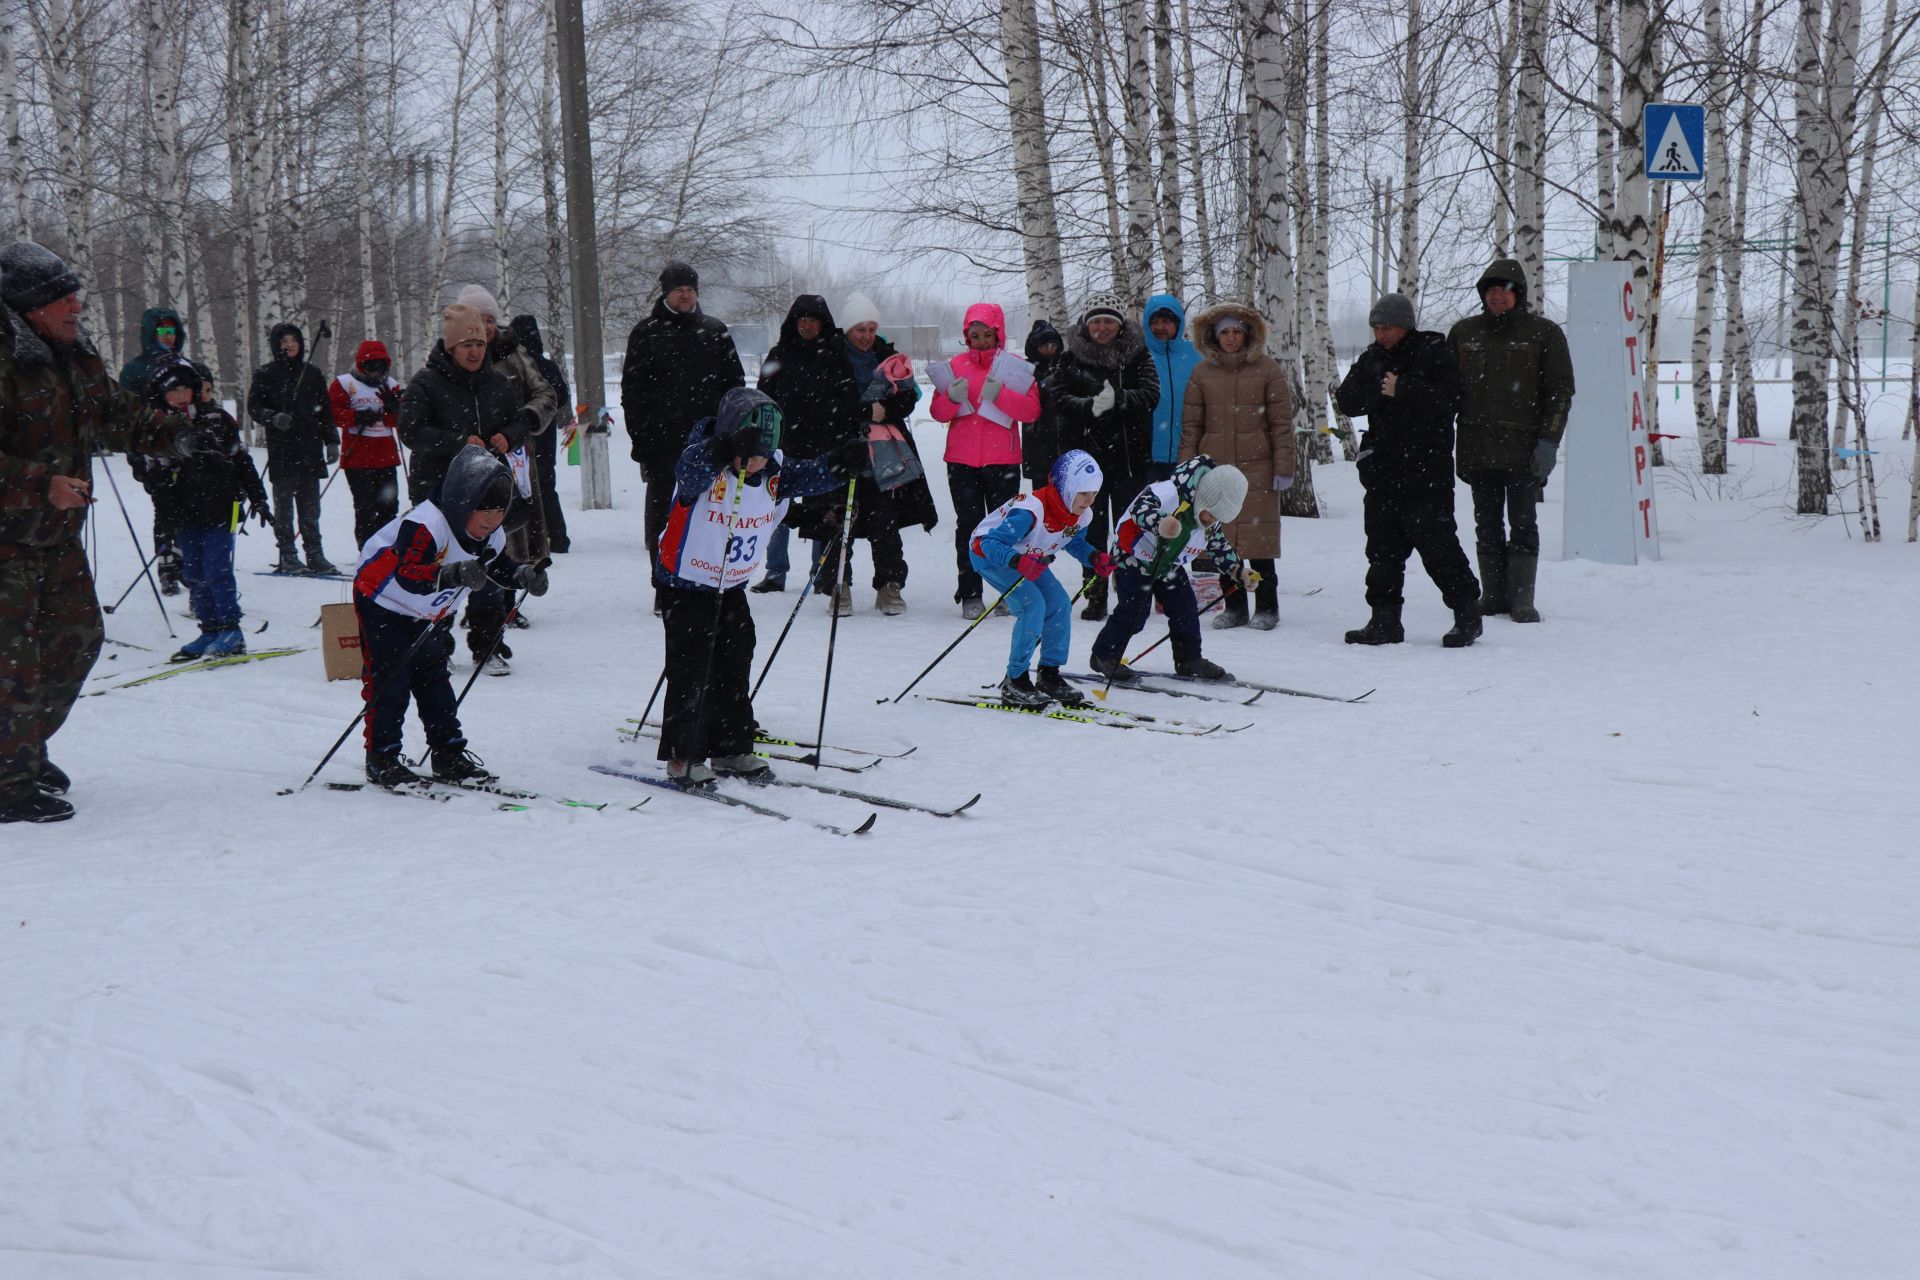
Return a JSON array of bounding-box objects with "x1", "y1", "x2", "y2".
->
[{"x1": 969, "y1": 449, "x2": 1113, "y2": 707}]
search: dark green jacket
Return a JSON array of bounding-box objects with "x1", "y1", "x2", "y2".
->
[
  {"x1": 118, "y1": 306, "x2": 187, "y2": 396},
  {"x1": 1, "y1": 308, "x2": 182, "y2": 548},
  {"x1": 1445, "y1": 258, "x2": 1574, "y2": 474}
]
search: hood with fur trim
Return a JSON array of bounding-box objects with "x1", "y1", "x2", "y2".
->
[{"x1": 1190, "y1": 302, "x2": 1270, "y2": 366}]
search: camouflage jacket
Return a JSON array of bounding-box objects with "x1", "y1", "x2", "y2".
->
[{"x1": 1, "y1": 309, "x2": 181, "y2": 549}]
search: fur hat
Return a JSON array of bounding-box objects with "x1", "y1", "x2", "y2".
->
[
  {"x1": 454, "y1": 284, "x2": 500, "y2": 319},
  {"x1": 840, "y1": 292, "x2": 881, "y2": 330},
  {"x1": 1193, "y1": 463, "x2": 1248, "y2": 524},
  {"x1": 1367, "y1": 292, "x2": 1417, "y2": 329},
  {"x1": 0, "y1": 241, "x2": 82, "y2": 313},
  {"x1": 1080, "y1": 291, "x2": 1126, "y2": 326},
  {"x1": 442, "y1": 304, "x2": 488, "y2": 350},
  {"x1": 659, "y1": 261, "x2": 699, "y2": 292}
]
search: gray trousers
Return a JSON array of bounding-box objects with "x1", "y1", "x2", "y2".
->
[{"x1": 271, "y1": 475, "x2": 325, "y2": 559}]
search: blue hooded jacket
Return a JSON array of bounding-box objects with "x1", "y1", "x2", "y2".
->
[{"x1": 1142, "y1": 294, "x2": 1202, "y2": 464}]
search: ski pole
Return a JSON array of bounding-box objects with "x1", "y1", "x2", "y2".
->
[
  {"x1": 748, "y1": 520, "x2": 847, "y2": 701},
  {"x1": 96, "y1": 454, "x2": 177, "y2": 638},
  {"x1": 443, "y1": 581, "x2": 532, "y2": 716},
  {"x1": 883, "y1": 572, "x2": 1029, "y2": 705},
  {"x1": 102, "y1": 548, "x2": 163, "y2": 615},
  {"x1": 809, "y1": 478, "x2": 858, "y2": 770}
]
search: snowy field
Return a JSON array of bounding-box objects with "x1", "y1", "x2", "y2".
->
[{"x1": 4, "y1": 380, "x2": 1917, "y2": 1278}]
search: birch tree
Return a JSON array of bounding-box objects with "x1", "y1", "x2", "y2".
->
[
  {"x1": 29, "y1": 0, "x2": 98, "y2": 293},
  {"x1": 1001, "y1": 0, "x2": 1069, "y2": 320},
  {"x1": 1178, "y1": 0, "x2": 1216, "y2": 300},
  {"x1": 355, "y1": 0, "x2": 378, "y2": 336},
  {"x1": 491, "y1": 0, "x2": 511, "y2": 310},
  {"x1": 1717, "y1": 1, "x2": 1766, "y2": 440},
  {"x1": 2, "y1": 7, "x2": 28, "y2": 238},
  {"x1": 1395, "y1": 0, "x2": 1423, "y2": 302},
  {"x1": 1152, "y1": 0, "x2": 1187, "y2": 297},
  {"x1": 1120, "y1": 0, "x2": 1157, "y2": 298},
  {"x1": 1689, "y1": 0, "x2": 1730, "y2": 474}
]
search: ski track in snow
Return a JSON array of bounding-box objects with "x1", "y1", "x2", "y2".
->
[{"x1": 3, "y1": 402, "x2": 1916, "y2": 1278}]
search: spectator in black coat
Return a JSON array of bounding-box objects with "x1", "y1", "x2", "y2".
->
[
  {"x1": 620, "y1": 261, "x2": 746, "y2": 597},
  {"x1": 509, "y1": 314, "x2": 572, "y2": 553},
  {"x1": 1019, "y1": 318, "x2": 1065, "y2": 487},
  {"x1": 838, "y1": 292, "x2": 935, "y2": 615},
  {"x1": 755, "y1": 294, "x2": 865, "y2": 612},
  {"x1": 248, "y1": 321, "x2": 339, "y2": 573},
  {"x1": 1334, "y1": 292, "x2": 1481, "y2": 649}
]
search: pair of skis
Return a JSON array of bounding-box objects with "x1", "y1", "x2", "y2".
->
[
  {"x1": 620, "y1": 720, "x2": 909, "y2": 775},
  {"x1": 84, "y1": 646, "x2": 308, "y2": 695},
  {"x1": 922, "y1": 694, "x2": 1242, "y2": 736},
  {"x1": 304, "y1": 776, "x2": 644, "y2": 813}
]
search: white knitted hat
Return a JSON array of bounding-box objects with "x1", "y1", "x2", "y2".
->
[{"x1": 1193, "y1": 463, "x2": 1248, "y2": 524}]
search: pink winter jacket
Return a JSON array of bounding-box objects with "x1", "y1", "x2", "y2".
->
[{"x1": 931, "y1": 302, "x2": 1041, "y2": 467}]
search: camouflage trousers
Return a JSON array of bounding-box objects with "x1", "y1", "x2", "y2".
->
[{"x1": 0, "y1": 541, "x2": 103, "y2": 803}]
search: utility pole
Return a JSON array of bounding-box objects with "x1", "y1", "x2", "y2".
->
[{"x1": 554, "y1": 0, "x2": 612, "y2": 509}]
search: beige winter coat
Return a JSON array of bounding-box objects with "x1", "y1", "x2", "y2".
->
[{"x1": 1178, "y1": 303, "x2": 1292, "y2": 559}]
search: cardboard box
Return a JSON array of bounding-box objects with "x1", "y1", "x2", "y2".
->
[{"x1": 320, "y1": 602, "x2": 362, "y2": 682}]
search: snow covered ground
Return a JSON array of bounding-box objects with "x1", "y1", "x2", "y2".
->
[{"x1": 4, "y1": 385, "x2": 1916, "y2": 1278}]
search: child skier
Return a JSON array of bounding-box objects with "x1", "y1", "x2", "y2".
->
[
  {"x1": 654, "y1": 387, "x2": 866, "y2": 786},
  {"x1": 148, "y1": 360, "x2": 273, "y2": 662},
  {"x1": 968, "y1": 448, "x2": 1114, "y2": 708},
  {"x1": 1088, "y1": 456, "x2": 1254, "y2": 685},
  {"x1": 329, "y1": 339, "x2": 405, "y2": 548},
  {"x1": 352, "y1": 444, "x2": 548, "y2": 786}
]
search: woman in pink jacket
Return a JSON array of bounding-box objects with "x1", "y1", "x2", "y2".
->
[{"x1": 930, "y1": 302, "x2": 1042, "y2": 617}]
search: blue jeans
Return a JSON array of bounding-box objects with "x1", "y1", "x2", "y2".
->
[
  {"x1": 1092, "y1": 565, "x2": 1201, "y2": 666},
  {"x1": 762, "y1": 524, "x2": 792, "y2": 584},
  {"x1": 973, "y1": 553, "x2": 1074, "y2": 678},
  {"x1": 176, "y1": 525, "x2": 241, "y2": 625}
]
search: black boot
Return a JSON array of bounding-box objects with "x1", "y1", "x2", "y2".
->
[
  {"x1": 1344, "y1": 608, "x2": 1405, "y2": 645},
  {"x1": 1174, "y1": 655, "x2": 1233, "y2": 682},
  {"x1": 1476, "y1": 544, "x2": 1510, "y2": 615},
  {"x1": 157, "y1": 552, "x2": 183, "y2": 596},
  {"x1": 365, "y1": 752, "x2": 424, "y2": 786},
  {"x1": 430, "y1": 745, "x2": 496, "y2": 783},
  {"x1": 0, "y1": 789, "x2": 74, "y2": 823},
  {"x1": 1079, "y1": 576, "x2": 1108, "y2": 622},
  {"x1": 1088, "y1": 652, "x2": 1140, "y2": 684},
  {"x1": 1508, "y1": 553, "x2": 1542, "y2": 623},
  {"x1": 1442, "y1": 602, "x2": 1482, "y2": 648},
  {"x1": 38, "y1": 759, "x2": 71, "y2": 794},
  {"x1": 1033, "y1": 666, "x2": 1088, "y2": 707},
  {"x1": 1250, "y1": 574, "x2": 1279, "y2": 630},
  {"x1": 998, "y1": 673, "x2": 1051, "y2": 708}
]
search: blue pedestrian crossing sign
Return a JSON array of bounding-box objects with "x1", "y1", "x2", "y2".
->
[{"x1": 1643, "y1": 103, "x2": 1705, "y2": 181}]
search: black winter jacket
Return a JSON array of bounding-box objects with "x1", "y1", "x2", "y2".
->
[
  {"x1": 1334, "y1": 328, "x2": 1464, "y2": 499},
  {"x1": 757, "y1": 295, "x2": 863, "y2": 539},
  {"x1": 1020, "y1": 320, "x2": 1066, "y2": 484},
  {"x1": 1041, "y1": 321, "x2": 1161, "y2": 483},
  {"x1": 620, "y1": 296, "x2": 746, "y2": 474},
  {"x1": 399, "y1": 342, "x2": 526, "y2": 502},
  {"x1": 161, "y1": 403, "x2": 271, "y2": 528},
  {"x1": 247, "y1": 323, "x2": 337, "y2": 483}
]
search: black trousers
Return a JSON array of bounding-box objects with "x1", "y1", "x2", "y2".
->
[
  {"x1": 946, "y1": 462, "x2": 1019, "y2": 601},
  {"x1": 1219, "y1": 558, "x2": 1280, "y2": 617},
  {"x1": 1364, "y1": 489, "x2": 1479, "y2": 612},
  {"x1": 356, "y1": 597, "x2": 461, "y2": 758},
  {"x1": 536, "y1": 424, "x2": 569, "y2": 548},
  {"x1": 1081, "y1": 458, "x2": 1148, "y2": 581},
  {"x1": 466, "y1": 582, "x2": 509, "y2": 658},
  {"x1": 657, "y1": 584, "x2": 756, "y2": 763},
  {"x1": 1092, "y1": 566, "x2": 1202, "y2": 666},
  {"x1": 642, "y1": 466, "x2": 675, "y2": 580},
  {"x1": 1466, "y1": 470, "x2": 1541, "y2": 556},
  {"x1": 345, "y1": 467, "x2": 400, "y2": 549},
  {"x1": 271, "y1": 475, "x2": 325, "y2": 558}
]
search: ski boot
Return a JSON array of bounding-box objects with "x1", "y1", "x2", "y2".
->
[
  {"x1": 171, "y1": 624, "x2": 222, "y2": 662},
  {"x1": 711, "y1": 753, "x2": 774, "y2": 783},
  {"x1": 273, "y1": 549, "x2": 304, "y2": 575},
  {"x1": 1087, "y1": 652, "x2": 1140, "y2": 685},
  {"x1": 1174, "y1": 655, "x2": 1234, "y2": 683},
  {"x1": 998, "y1": 673, "x2": 1052, "y2": 708},
  {"x1": 1079, "y1": 576, "x2": 1108, "y2": 622},
  {"x1": 1033, "y1": 666, "x2": 1089, "y2": 707},
  {"x1": 429, "y1": 745, "x2": 496, "y2": 784},
  {"x1": 750, "y1": 576, "x2": 785, "y2": 594},
  {"x1": 204, "y1": 624, "x2": 247, "y2": 658},
  {"x1": 305, "y1": 553, "x2": 339, "y2": 576},
  {"x1": 666, "y1": 759, "x2": 717, "y2": 787},
  {"x1": 366, "y1": 752, "x2": 424, "y2": 787}
]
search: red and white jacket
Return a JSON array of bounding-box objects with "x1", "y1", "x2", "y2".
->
[{"x1": 330, "y1": 371, "x2": 403, "y2": 469}]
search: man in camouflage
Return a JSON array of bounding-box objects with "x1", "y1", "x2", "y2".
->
[
  {"x1": 0, "y1": 242, "x2": 188, "y2": 823},
  {"x1": 1446, "y1": 258, "x2": 1575, "y2": 623}
]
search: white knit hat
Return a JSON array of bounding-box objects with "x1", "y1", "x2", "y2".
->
[
  {"x1": 455, "y1": 284, "x2": 500, "y2": 318},
  {"x1": 840, "y1": 292, "x2": 881, "y2": 330},
  {"x1": 1193, "y1": 463, "x2": 1248, "y2": 524}
]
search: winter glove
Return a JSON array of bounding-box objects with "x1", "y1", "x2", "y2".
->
[
  {"x1": 354, "y1": 407, "x2": 384, "y2": 426},
  {"x1": 250, "y1": 499, "x2": 273, "y2": 529},
  {"x1": 1234, "y1": 560, "x2": 1262, "y2": 590},
  {"x1": 979, "y1": 377, "x2": 1003, "y2": 407},
  {"x1": 1091, "y1": 382, "x2": 1117, "y2": 417},
  {"x1": 172, "y1": 426, "x2": 217, "y2": 459},
  {"x1": 437, "y1": 559, "x2": 490, "y2": 591},
  {"x1": 1156, "y1": 514, "x2": 1183, "y2": 540},
  {"x1": 516, "y1": 406, "x2": 544, "y2": 437},
  {"x1": 271, "y1": 412, "x2": 292, "y2": 432},
  {"x1": 1530, "y1": 438, "x2": 1558, "y2": 480},
  {"x1": 1273, "y1": 474, "x2": 1294, "y2": 492},
  {"x1": 946, "y1": 387, "x2": 975, "y2": 418},
  {"x1": 1089, "y1": 551, "x2": 1115, "y2": 579},
  {"x1": 513, "y1": 562, "x2": 550, "y2": 597},
  {"x1": 1015, "y1": 552, "x2": 1049, "y2": 581},
  {"x1": 825, "y1": 437, "x2": 872, "y2": 481},
  {"x1": 325, "y1": 442, "x2": 340, "y2": 466},
  {"x1": 377, "y1": 385, "x2": 402, "y2": 412}
]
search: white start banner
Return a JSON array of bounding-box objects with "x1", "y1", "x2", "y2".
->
[{"x1": 1562, "y1": 260, "x2": 1661, "y2": 565}]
